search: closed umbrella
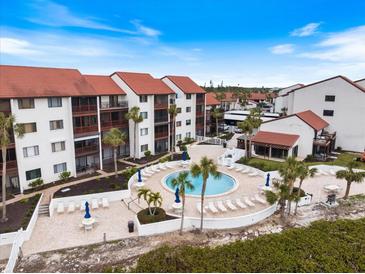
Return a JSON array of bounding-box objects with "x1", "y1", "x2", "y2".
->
[
  {"x1": 84, "y1": 201, "x2": 91, "y2": 219},
  {"x1": 182, "y1": 151, "x2": 187, "y2": 161},
  {"x1": 175, "y1": 187, "x2": 181, "y2": 203},
  {"x1": 137, "y1": 169, "x2": 142, "y2": 182},
  {"x1": 265, "y1": 173, "x2": 270, "y2": 187}
]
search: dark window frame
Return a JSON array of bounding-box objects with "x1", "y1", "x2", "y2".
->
[
  {"x1": 323, "y1": 110, "x2": 334, "y2": 116},
  {"x1": 325, "y1": 95, "x2": 335, "y2": 102}
]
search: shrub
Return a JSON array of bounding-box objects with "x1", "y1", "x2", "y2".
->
[
  {"x1": 137, "y1": 207, "x2": 167, "y2": 224},
  {"x1": 122, "y1": 167, "x2": 138, "y2": 180},
  {"x1": 59, "y1": 171, "x2": 71, "y2": 182},
  {"x1": 336, "y1": 146, "x2": 343, "y2": 152},
  {"x1": 28, "y1": 178, "x2": 44, "y2": 188},
  {"x1": 304, "y1": 154, "x2": 315, "y2": 162},
  {"x1": 144, "y1": 150, "x2": 151, "y2": 158},
  {"x1": 181, "y1": 144, "x2": 187, "y2": 152}
]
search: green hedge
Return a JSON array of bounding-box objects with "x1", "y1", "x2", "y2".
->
[
  {"x1": 132, "y1": 218, "x2": 365, "y2": 272},
  {"x1": 237, "y1": 157, "x2": 283, "y2": 171},
  {"x1": 137, "y1": 207, "x2": 167, "y2": 224}
]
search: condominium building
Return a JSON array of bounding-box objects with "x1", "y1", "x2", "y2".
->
[{"x1": 0, "y1": 65, "x2": 206, "y2": 193}]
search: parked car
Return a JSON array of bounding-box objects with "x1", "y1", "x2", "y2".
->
[
  {"x1": 218, "y1": 124, "x2": 229, "y2": 132},
  {"x1": 234, "y1": 127, "x2": 243, "y2": 133}
]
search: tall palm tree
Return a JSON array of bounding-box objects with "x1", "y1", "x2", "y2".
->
[
  {"x1": 148, "y1": 191, "x2": 163, "y2": 215},
  {"x1": 336, "y1": 161, "x2": 365, "y2": 199},
  {"x1": 1, "y1": 113, "x2": 24, "y2": 222},
  {"x1": 237, "y1": 120, "x2": 253, "y2": 158},
  {"x1": 171, "y1": 171, "x2": 194, "y2": 235},
  {"x1": 294, "y1": 164, "x2": 317, "y2": 215},
  {"x1": 125, "y1": 106, "x2": 144, "y2": 160},
  {"x1": 245, "y1": 108, "x2": 262, "y2": 158},
  {"x1": 190, "y1": 157, "x2": 220, "y2": 231},
  {"x1": 102, "y1": 128, "x2": 126, "y2": 178},
  {"x1": 168, "y1": 104, "x2": 178, "y2": 153},
  {"x1": 265, "y1": 179, "x2": 294, "y2": 220},
  {"x1": 211, "y1": 107, "x2": 223, "y2": 137}
]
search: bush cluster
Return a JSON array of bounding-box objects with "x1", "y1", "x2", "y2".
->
[
  {"x1": 219, "y1": 132, "x2": 234, "y2": 140},
  {"x1": 20, "y1": 194, "x2": 42, "y2": 228},
  {"x1": 133, "y1": 218, "x2": 365, "y2": 272},
  {"x1": 28, "y1": 178, "x2": 44, "y2": 188},
  {"x1": 237, "y1": 157, "x2": 282, "y2": 171},
  {"x1": 137, "y1": 207, "x2": 167, "y2": 224}
]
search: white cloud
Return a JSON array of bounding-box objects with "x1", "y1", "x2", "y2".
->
[
  {"x1": 131, "y1": 20, "x2": 161, "y2": 37},
  {"x1": 270, "y1": 44, "x2": 294, "y2": 54},
  {"x1": 299, "y1": 25, "x2": 365, "y2": 62},
  {"x1": 0, "y1": 38, "x2": 41, "y2": 56},
  {"x1": 291, "y1": 22, "x2": 321, "y2": 37}
]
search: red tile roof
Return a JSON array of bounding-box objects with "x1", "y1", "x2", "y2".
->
[
  {"x1": 113, "y1": 72, "x2": 174, "y2": 95},
  {"x1": 0, "y1": 65, "x2": 96, "y2": 98},
  {"x1": 252, "y1": 131, "x2": 299, "y2": 148},
  {"x1": 83, "y1": 75, "x2": 125, "y2": 95},
  {"x1": 296, "y1": 110, "x2": 329, "y2": 131},
  {"x1": 163, "y1": 76, "x2": 205, "y2": 94},
  {"x1": 206, "y1": 93, "x2": 220, "y2": 105}
]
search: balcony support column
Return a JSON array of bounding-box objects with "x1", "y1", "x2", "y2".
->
[{"x1": 97, "y1": 97, "x2": 103, "y2": 171}]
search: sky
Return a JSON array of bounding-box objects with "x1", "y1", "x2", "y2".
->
[{"x1": 1, "y1": 0, "x2": 365, "y2": 87}]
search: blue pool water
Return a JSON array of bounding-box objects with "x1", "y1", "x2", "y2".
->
[{"x1": 164, "y1": 171, "x2": 236, "y2": 196}]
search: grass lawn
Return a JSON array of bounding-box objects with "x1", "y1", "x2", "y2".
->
[
  {"x1": 132, "y1": 218, "x2": 365, "y2": 272},
  {"x1": 304, "y1": 152, "x2": 365, "y2": 169}
]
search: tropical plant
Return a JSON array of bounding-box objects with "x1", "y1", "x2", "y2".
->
[
  {"x1": 103, "y1": 128, "x2": 126, "y2": 178},
  {"x1": 137, "y1": 188, "x2": 163, "y2": 216},
  {"x1": 336, "y1": 161, "x2": 365, "y2": 199},
  {"x1": 59, "y1": 171, "x2": 71, "y2": 182},
  {"x1": 125, "y1": 107, "x2": 144, "y2": 160},
  {"x1": 28, "y1": 178, "x2": 44, "y2": 188},
  {"x1": 237, "y1": 120, "x2": 253, "y2": 158},
  {"x1": 213, "y1": 91, "x2": 226, "y2": 103},
  {"x1": 168, "y1": 104, "x2": 178, "y2": 153},
  {"x1": 294, "y1": 164, "x2": 317, "y2": 214},
  {"x1": 0, "y1": 113, "x2": 24, "y2": 222},
  {"x1": 235, "y1": 90, "x2": 250, "y2": 109},
  {"x1": 190, "y1": 157, "x2": 220, "y2": 231},
  {"x1": 211, "y1": 107, "x2": 223, "y2": 137},
  {"x1": 171, "y1": 171, "x2": 194, "y2": 235},
  {"x1": 281, "y1": 107, "x2": 288, "y2": 116},
  {"x1": 144, "y1": 150, "x2": 151, "y2": 158}
]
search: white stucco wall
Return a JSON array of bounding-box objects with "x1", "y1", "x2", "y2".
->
[
  {"x1": 290, "y1": 77, "x2": 365, "y2": 152},
  {"x1": 259, "y1": 115, "x2": 315, "y2": 158},
  {"x1": 11, "y1": 98, "x2": 76, "y2": 192}
]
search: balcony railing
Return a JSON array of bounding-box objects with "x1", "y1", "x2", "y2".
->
[
  {"x1": 155, "y1": 131, "x2": 169, "y2": 139},
  {"x1": 196, "y1": 98, "x2": 205, "y2": 104},
  {"x1": 154, "y1": 102, "x2": 168, "y2": 109},
  {"x1": 100, "y1": 101, "x2": 128, "y2": 109},
  {"x1": 73, "y1": 125, "x2": 98, "y2": 135},
  {"x1": 72, "y1": 104, "x2": 97, "y2": 113},
  {"x1": 196, "y1": 111, "x2": 204, "y2": 117},
  {"x1": 101, "y1": 120, "x2": 129, "y2": 129},
  {"x1": 154, "y1": 116, "x2": 169, "y2": 124},
  {"x1": 196, "y1": 123, "x2": 204, "y2": 129},
  {"x1": 75, "y1": 145, "x2": 99, "y2": 155},
  {"x1": 0, "y1": 160, "x2": 17, "y2": 171}
]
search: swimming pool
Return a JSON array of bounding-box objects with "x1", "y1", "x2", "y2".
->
[{"x1": 163, "y1": 170, "x2": 237, "y2": 197}]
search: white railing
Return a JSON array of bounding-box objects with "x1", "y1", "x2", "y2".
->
[
  {"x1": 4, "y1": 229, "x2": 24, "y2": 273},
  {"x1": 196, "y1": 136, "x2": 224, "y2": 145}
]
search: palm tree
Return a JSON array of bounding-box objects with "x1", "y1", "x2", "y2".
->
[
  {"x1": 137, "y1": 188, "x2": 153, "y2": 215},
  {"x1": 265, "y1": 179, "x2": 294, "y2": 220},
  {"x1": 294, "y1": 164, "x2": 317, "y2": 215},
  {"x1": 244, "y1": 108, "x2": 262, "y2": 158},
  {"x1": 149, "y1": 191, "x2": 163, "y2": 215},
  {"x1": 102, "y1": 128, "x2": 126, "y2": 178},
  {"x1": 235, "y1": 91, "x2": 250, "y2": 109},
  {"x1": 171, "y1": 171, "x2": 194, "y2": 235},
  {"x1": 237, "y1": 120, "x2": 253, "y2": 158},
  {"x1": 336, "y1": 161, "x2": 365, "y2": 199},
  {"x1": 125, "y1": 107, "x2": 144, "y2": 160},
  {"x1": 168, "y1": 104, "x2": 178, "y2": 153},
  {"x1": 211, "y1": 107, "x2": 223, "y2": 137},
  {"x1": 190, "y1": 157, "x2": 220, "y2": 231},
  {"x1": 1, "y1": 113, "x2": 24, "y2": 222}
]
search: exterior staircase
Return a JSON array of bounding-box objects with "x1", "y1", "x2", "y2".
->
[{"x1": 38, "y1": 204, "x2": 50, "y2": 216}]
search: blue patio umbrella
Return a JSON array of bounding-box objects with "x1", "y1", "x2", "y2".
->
[
  {"x1": 265, "y1": 173, "x2": 270, "y2": 187},
  {"x1": 84, "y1": 201, "x2": 91, "y2": 219},
  {"x1": 175, "y1": 187, "x2": 181, "y2": 203},
  {"x1": 137, "y1": 169, "x2": 142, "y2": 183},
  {"x1": 182, "y1": 151, "x2": 187, "y2": 161}
]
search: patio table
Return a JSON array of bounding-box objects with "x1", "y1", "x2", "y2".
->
[{"x1": 82, "y1": 217, "x2": 96, "y2": 231}]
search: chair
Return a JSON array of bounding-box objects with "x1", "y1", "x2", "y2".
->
[
  {"x1": 141, "y1": 170, "x2": 152, "y2": 177},
  {"x1": 57, "y1": 203, "x2": 64, "y2": 213},
  {"x1": 159, "y1": 163, "x2": 167, "y2": 170},
  {"x1": 248, "y1": 170, "x2": 258, "y2": 177},
  {"x1": 254, "y1": 194, "x2": 266, "y2": 205},
  {"x1": 329, "y1": 169, "x2": 336, "y2": 176},
  {"x1": 227, "y1": 164, "x2": 235, "y2": 170},
  {"x1": 67, "y1": 202, "x2": 75, "y2": 213},
  {"x1": 225, "y1": 200, "x2": 237, "y2": 210},
  {"x1": 196, "y1": 202, "x2": 206, "y2": 214},
  {"x1": 216, "y1": 201, "x2": 227, "y2": 212},
  {"x1": 91, "y1": 199, "x2": 99, "y2": 209},
  {"x1": 235, "y1": 166, "x2": 244, "y2": 172},
  {"x1": 80, "y1": 200, "x2": 87, "y2": 211},
  {"x1": 241, "y1": 167, "x2": 250, "y2": 174},
  {"x1": 102, "y1": 197, "x2": 109, "y2": 208},
  {"x1": 244, "y1": 197, "x2": 255, "y2": 207},
  {"x1": 235, "y1": 198, "x2": 247, "y2": 209},
  {"x1": 208, "y1": 202, "x2": 219, "y2": 213}
]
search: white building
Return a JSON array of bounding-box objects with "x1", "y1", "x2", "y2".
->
[
  {"x1": 355, "y1": 78, "x2": 365, "y2": 88},
  {"x1": 273, "y1": 83, "x2": 303, "y2": 113},
  {"x1": 274, "y1": 76, "x2": 365, "y2": 152}
]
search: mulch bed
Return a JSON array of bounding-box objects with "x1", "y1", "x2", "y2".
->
[
  {"x1": 125, "y1": 152, "x2": 169, "y2": 165},
  {"x1": 102, "y1": 162, "x2": 133, "y2": 173},
  {"x1": 53, "y1": 176, "x2": 128, "y2": 198},
  {"x1": 0, "y1": 194, "x2": 41, "y2": 234}
]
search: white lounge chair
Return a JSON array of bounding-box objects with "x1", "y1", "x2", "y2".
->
[
  {"x1": 102, "y1": 198, "x2": 109, "y2": 208},
  {"x1": 208, "y1": 202, "x2": 219, "y2": 213},
  {"x1": 67, "y1": 202, "x2": 75, "y2": 213},
  {"x1": 216, "y1": 201, "x2": 227, "y2": 212},
  {"x1": 91, "y1": 199, "x2": 99, "y2": 209},
  {"x1": 196, "y1": 202, "x2": 206, "y2": 214},
  {"x1": 159, "y1": 163, "x2": 167, "y2": 170},
  {"x1": 145, "y1": 167, "x2": 154, "y2": 174},
  {"x1": 227, "y1": 164, "x2": 235, "y2": 170},
  {"x1": 244, "y1": 197, "x2": 255, "y2": 207},
  {"x1": 235, "y1": 165, "x2": 244, "y2": 172},
  {"x1": 225, "y1": 200, "x2": 237, "y2": 210},
  {"x1": 165, "y1": 162, "x2": 173, "y2": 169},
  {"x1": 57, "y1": 203, "x2": 64, "y2": 213},
  {"x1": 329, "y1": 169, "x2": 336, "y2": 176},
  {"x1": 80, "y1": 200, "x2": 87, "y2": 211},
  {"x1": 254, "y1": 194, "x2": 266, "y2": 205},
  {"x1": 248, "y1": 170, "x2": 258, "y2": 177},
  {"x1": 320, "y1": 170, "x2": 329, "y2": 176},
  {"x1": 235, "y1": 198, "x2": 247, "y2": 209},
  {"x1": 241, "y1": 167, "x2": 250, "y2": 174},
  {"x1": 141, "y1": 170, "x2": 152, "y2": 177}
]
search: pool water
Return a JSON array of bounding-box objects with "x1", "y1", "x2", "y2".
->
[{"x1": 164, "y1": 171, "x2": 236, "y2": 196}]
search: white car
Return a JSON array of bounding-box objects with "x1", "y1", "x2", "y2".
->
[{"x1": 234, "y1": 128, "x2": 243, "y2": 133}]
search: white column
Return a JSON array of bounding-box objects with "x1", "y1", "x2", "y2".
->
[
  {"x1": 68, "y1": 97, "x2": 77, "y2": 178},
  {"x1": 97, "y1": 97, "x2": 103, "y2": 170}
]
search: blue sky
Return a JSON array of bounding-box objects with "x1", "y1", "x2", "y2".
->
[{"x1": 1, "y1": 0, "x2": 365, "y2": 87}]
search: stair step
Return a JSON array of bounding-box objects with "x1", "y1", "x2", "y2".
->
[{"x1": 38, "y1": 204, "x2": 50, "y2": 216}]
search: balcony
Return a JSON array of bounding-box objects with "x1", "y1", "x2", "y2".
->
[
  {"x1": 154, "y1": 102, "x2": 168, "y2": 109},
  {"x1": 0, "y1": 160, "x2": 17, "y2": 174},
  {"x1": 100, "y1": 101, "x2": 128, "y2": 110},
  {"x1": 155, "y1": 131, "x2": 169, "y2": 139},
  {"x1": 196, "y1": 111, "x2": 204, "y2": 117},
  {"x1": 196, "y1": 95, "x2": 205, "y2": 104},
  {"x1": 154, "y1": 116, "x2": 169, "y2": 124},
  {"x1": 313, "y1": 131, "x2": 336, "y2": 147},
  {"x1": 75, "y1": 145, "x2": 99, "y2": 156},
  {"x1": 101, "y1": 120, "x2": 129, "y2": 130},
  {"x1": 73, "y1": 125, "x2": 98, "y2": 135},
  {"x1": 72, "y1": 104, "x2": 97, "y2": 114}
]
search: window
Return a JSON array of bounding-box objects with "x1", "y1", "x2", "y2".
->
[
  {"x1": 50, "y1": 120, "x2": 63, "y2": 130},
  {"x1": 323, "y1": 110, "x2": 334, "y2": 116},
  {"x1": 141, "y1": 144, "x2": 148, "y2": 152},
  {"x1": 141, "y1": 112, "x2": 148, "y2": 119},
  {"x1": 48, "y1": 97, "x2": 62, "y2": 107},
  {"x1": 140, "y1": 95, "x2": 148, "y2": 103},
  {"x1": 18, "y1": 98, "x2": 34, "y2": 109},
  {"x1": 51, "y1": 141, "x2": 66, "y2": 152},
  {"x1": 54, "y1": 162, "x2": 67, "y2": 173},
  {"x1": 325, "y1": 95, "x2": 335, "y2": 102},
  {"x1": 186, "y1": 132, "x2": 191, "y2": 138},
  {"x1": 26, "y1": 168, "x2": 41, "y2": 181},
  {"x1": 176, "y1": 121, "x2": 182, "y2": 127},
  {"x1": 186, "y1": 94, "x2": 191, "y2": 100},
  {"x1": 177, "y1": 107, "x2": 182, "y2": 113},
  {"x1": 140, "y1": 128, "x2": 148, "y2": 136},
  {"x1": 176, "y1": 134, "x2": 182, "y2": 141},
  {"x1": 22, "y1": 123, "x2": 37, "y2": 133},
  {"x1": 23, "y1": 145, "x2": 39, "y2": 157},
  {"x1": 186, "y1": 119, "x2": 191, "y2": 125},
  {"x1": 186, "y1": 107, "x2": 191, "y2": 113}
]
